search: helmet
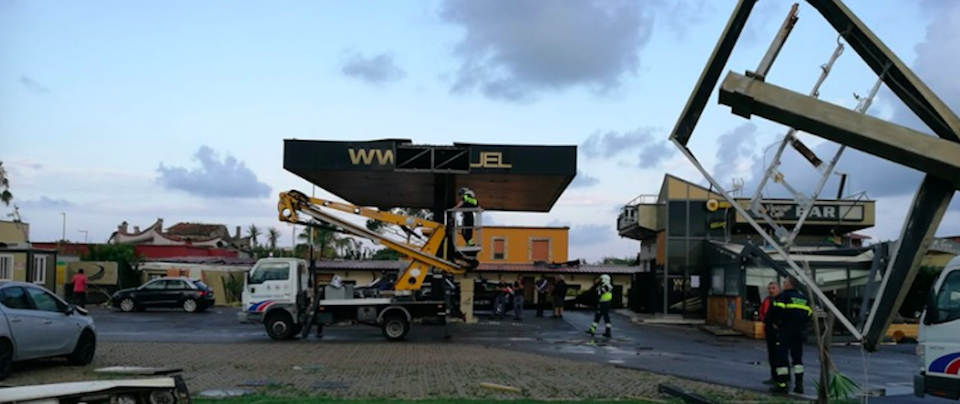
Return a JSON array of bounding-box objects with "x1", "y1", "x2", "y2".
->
[
  {"x1": 458, "y1": 187, "x2": 470, "y2": 195},
  {"x1": 600, "y1": 274, "x2": 611, "y2": 285}
]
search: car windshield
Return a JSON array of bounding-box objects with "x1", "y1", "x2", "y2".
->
[{"x1": 249, "y1": 262, "x2": 290, "y2": 284}]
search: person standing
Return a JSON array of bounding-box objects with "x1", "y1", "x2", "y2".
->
[
  {"x1": 452, "y1": 187, "x2": 479, "y2": 246},
  {"x1": 535, "y1": 275, "x2": 549, "y2": 317},
  {"x1": 586, "y1": 274, "x2": 614, "y2": 338},
  {"x1": 767, "y1": 276, "x2": 812, "y2": 395},
  {"x1": 759, "y1": 281, "x2": 781, "y2": 385},
  {"x1": 512, "y1": 277, "x2": 525, "y2": 321},
  {"x1": 552, "y1": 275, "x2": 568, "y2": 318},
  {"x1": 71, "y1": 269, "x2": 88, "y2": 308}
]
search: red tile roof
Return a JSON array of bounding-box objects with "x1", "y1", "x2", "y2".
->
[{"x1": 166, "y1": 223, "x2": 228, "y2": 237}]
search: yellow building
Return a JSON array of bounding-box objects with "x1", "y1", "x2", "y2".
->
[
  {"x1": 0, "y1": 220, "x2": 58, "y2": 292},
  {"x1": 478, "y1": 226, "x2": 569, "y2": 264}
]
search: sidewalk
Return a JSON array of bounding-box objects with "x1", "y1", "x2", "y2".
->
[{"x1": 500, "y1": 311, "x2": 918, "y2": 399}]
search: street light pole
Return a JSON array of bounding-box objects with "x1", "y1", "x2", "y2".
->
[
  {"x1": 60, "y1": 212, "x2": 66, "y2": 242},
  {"x1": 78, "y1": 230, "x2": 88, "y2": 243}
]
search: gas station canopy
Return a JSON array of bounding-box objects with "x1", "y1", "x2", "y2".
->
[{"x1": 283, "y1": 139, "x2": 577, "y2": 212}]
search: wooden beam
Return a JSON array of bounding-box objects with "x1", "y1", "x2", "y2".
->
[
  {"x1": 719, "y1": 72, "x2": 960, "y2": 189},
  {"x1": 806, "y1": 0, "x2": 960, "y2": 142},
  {"x1": 669, "y1": 0, "x2": 757, "y2": 146}
]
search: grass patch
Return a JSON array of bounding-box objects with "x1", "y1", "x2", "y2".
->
[{"x1": 193, "y1": 399, "x2": 665, "y2": 404}]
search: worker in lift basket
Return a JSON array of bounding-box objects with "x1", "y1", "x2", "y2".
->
[
  {"x1": 586, "y1": 274, "x2": 614, "y2": 338},
  {"x1": 452, "y1": 187, "x2": 479, "y2": 246},
  {"x1": 767, "y1": 276, "x2": 812, "y2": 395}
]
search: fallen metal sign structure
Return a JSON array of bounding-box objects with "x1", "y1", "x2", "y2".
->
[
  {"x1": 668, "y1": 0, "x2": 960, "y2": 352},
  {"x1": 0, "y1": 376, "x2": 192, "y2": 404}
]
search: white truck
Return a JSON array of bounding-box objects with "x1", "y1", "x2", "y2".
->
[
  {"x1": 916, "y1": 255, "x2": 960, "y2": 400},
  {"x1": 237, "y1": 257, "x2": 457, "y2": 341},
  {"x1": 238, "y1": 190, "x2": 479, "y2": 341}
]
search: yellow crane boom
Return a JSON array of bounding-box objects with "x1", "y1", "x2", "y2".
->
[{"x1": 276, "y1": 190, "x2": 477, "y2": 291}]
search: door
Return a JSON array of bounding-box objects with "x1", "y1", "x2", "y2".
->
[
  {"x1": 162, "y1": 280, "x2": 191, "y2": 307},
  {"x1": 0, "y1": 287, "x2": 48, "y2": 360},
  {"x1": 24, "y1": 286, "x2": 78, "y2": 356},
  {"x1": 923, "y1": 269, "x2": 960, "y2": 379},
  {"x1": 245, "y1": 261, "x2": 294, "y2": 312},
  {"x1": 136, "y1": 279, "x2": 170, "y2": 307}
]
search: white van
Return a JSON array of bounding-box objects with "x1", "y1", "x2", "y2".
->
[{"x1": 916, "y1": 255, "x2": 960, "y2": 400}]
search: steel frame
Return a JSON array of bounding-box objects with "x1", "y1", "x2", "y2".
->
[{"x1": 667, "y1": 0, "x2": 960, "y2": 351}]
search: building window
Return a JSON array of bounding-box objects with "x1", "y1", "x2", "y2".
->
[
  {"x1": 0, "y1": 255, "x2": 12, "y2": 280},
  {"x1": 530, "y1": 238, "x2": 551, "y2": 262},
  {"x1": 492, "y1": 238, "x2": 507, "y2": 260},
  {"x1": 33, "y1": 255, "x2": 48, "y2": 284}
]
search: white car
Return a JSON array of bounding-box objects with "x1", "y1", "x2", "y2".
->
[{"x1": 0, "y1": 281, "x2": 97, "y2": 380}]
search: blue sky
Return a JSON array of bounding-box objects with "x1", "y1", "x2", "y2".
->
[{"x1": 2, "y1": 0, "x2": 959, "y2": 262}]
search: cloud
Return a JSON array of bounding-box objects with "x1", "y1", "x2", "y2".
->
[
  {"x1": 156, "y1": 146, "x2": 271, "y2": 199},
  {"x1": 569, "y1": 170, "x2": 600, "y2": 188},
  {"x1": 581, "y1": 127, "x2": 674, "y2": 168},
  {"x1": 713, "y1": 123, "x2": 757, "y2": 185},
  {"x1": 340, "y1": 51, "x2": 406, "y2": 85},
  {"x1": 19, "y1": 75, "x2": 52, "y2": 94},
  {"x1": 19, "y1": 196, "x2": 72, "y2": 209},
  {"x1": 548, "y1": 220, "x2": 614, "y2": 246},
  {"x1": 439, "y1": 0, "x2": 660, "y2": 101}
]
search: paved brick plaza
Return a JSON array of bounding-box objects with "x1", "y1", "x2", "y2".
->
[{"x1": 7, "y1": 341, "x2": 763, "y2": 400}]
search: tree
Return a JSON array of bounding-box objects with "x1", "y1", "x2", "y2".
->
[
  {"x1": 371, "y1": 248, "x2": 401, "y2": 261},
  {"x1": 0, "y1": 160, "x2": 12, "y2": 206},
  {"x1": 267, "y1": 227, "x2": 281, "y2": 251},
  {"x1": 247, "y1": 224, "x2": 261, "y2": 248},
  {"x1": 600, "y1": 256, "x2": 639, "y2": 266},
  {"x1": 297, "y1": 224, "x2": 340, "y2": 259},
  {"x1": 84, "y1": 244, "x2": 143, "y2": 288}
]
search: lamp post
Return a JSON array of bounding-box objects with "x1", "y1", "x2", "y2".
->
[
  {"x1": 78, "y1": 230, "x2": 88, "y2": 244},
  {"x1": 60, "y1": 212, "x2": 66, "y2": 243}
]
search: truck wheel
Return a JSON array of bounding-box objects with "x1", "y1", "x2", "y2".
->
[
  {"x1": 265, "y1": 312, "x2": 295, "y2": 340},
  {"x1": 381, "y1": 315, "x2": 410, "y2": 341}
]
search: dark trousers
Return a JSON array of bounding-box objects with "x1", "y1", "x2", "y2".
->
[
  {"x1": 775, "y1": 329, "x2": 804, "y2": 381},
  {"x1": 74, "y1": 292, "x2": 86, "y2": 308},
  {"x1": 536, "y1": 293, "x2": 548, "y2": 316},
  {"x1": 764, "y1": 325, "x2": 778, "y2": 379},
  {"x1": 462, "y1": 214, "x2": 474, "y2": 242},
  {"x1": 592, "y1": 301, "x2": 611, "y2": 326}
]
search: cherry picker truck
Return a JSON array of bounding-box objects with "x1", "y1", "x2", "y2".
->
[{"x1": 237, "y1": 190, "x2": 482, "y2": 341}]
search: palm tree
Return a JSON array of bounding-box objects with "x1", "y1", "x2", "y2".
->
[
  {"x1": 297, "y1": 224, "x2": 339, "y2": 259},
  {"x1": 0, "y1": 160, "x2": 12, "y2": 206},
  {"x1": 247, "y1": 224, "x2": 261, "y2": 248},
  {"x1": 267, "y1": 227, "x2": 281, "y2": 251}
]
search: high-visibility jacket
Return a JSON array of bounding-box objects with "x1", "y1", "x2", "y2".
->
[
  {"x1": 767, "y1": 288, "x2": 811, "y2": 331},
  {"x1": 597, "y1": 283, "x2": 613, "y2": 303},
  {"x1": 462, "y1": 192, "x2": 478, "y2": 207}
]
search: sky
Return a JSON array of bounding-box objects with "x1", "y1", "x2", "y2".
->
[{"x1": 2, "y1": 0, "x2": 959, "y2": 263}]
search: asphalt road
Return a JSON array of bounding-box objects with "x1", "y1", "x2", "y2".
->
[{"x1": 89, "y1": 306, "x2": 923, "y2": 401}]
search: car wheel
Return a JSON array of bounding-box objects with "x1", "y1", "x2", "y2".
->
[
  {"x1": 0, "y1": 338, "x2": 13, "y2": 381},
  {"x1": 118, "y1": 298, "x2": 136, "y2": 312},
  {"x1": 265, "y1": 312, "x2": 295, "y2": 340},
  {"x1": 67, "y1": 330, "x2": 96, "y2": 366},
  {"x1": 182, "y1": 298, "x2": 198, "y2": 313},
  {"x1": 381, "y1": 315, "x2": 410, "y2": 341}
]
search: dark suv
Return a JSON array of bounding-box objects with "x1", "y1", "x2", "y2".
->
[{"x1": 112, "y1": 277, "x2": 215, "y2": 313}]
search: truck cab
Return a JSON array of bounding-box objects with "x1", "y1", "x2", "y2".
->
[
  {"x1": 916, "y1": 255, "x2": 960, "y2": 400},
  {"x1": 237, "y1": 258, "x2": 311, "y2": 339}
]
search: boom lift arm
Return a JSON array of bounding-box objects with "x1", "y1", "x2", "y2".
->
[{"x1": 277, "y1": 190, "x2": 477, "y2": 292}]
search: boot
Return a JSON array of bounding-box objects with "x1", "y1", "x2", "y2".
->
[
  {"x1": 603, "y1": 329, "x2": 612, "y2": 338},
  {"x1": 793, "y1": 373, "x2": 803, "y2": 395},
  {"x1": 769, "y1": 375, "x2": 789, "y2": 395}
]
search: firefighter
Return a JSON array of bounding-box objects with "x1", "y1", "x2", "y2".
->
[
  {"x1": 452, "y1": 187, "x2": 479, "y2": 246},
  {"x1": 586, "y1": 274, "x2": 614, "y2": 338},
  {"x1": 767, "y1": 276, "x2": 812, "y2": 395}
]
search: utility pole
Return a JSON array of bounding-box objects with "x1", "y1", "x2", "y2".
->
[{"x1": 60, "y1": 212, "x2": 66, "y2": 243}]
